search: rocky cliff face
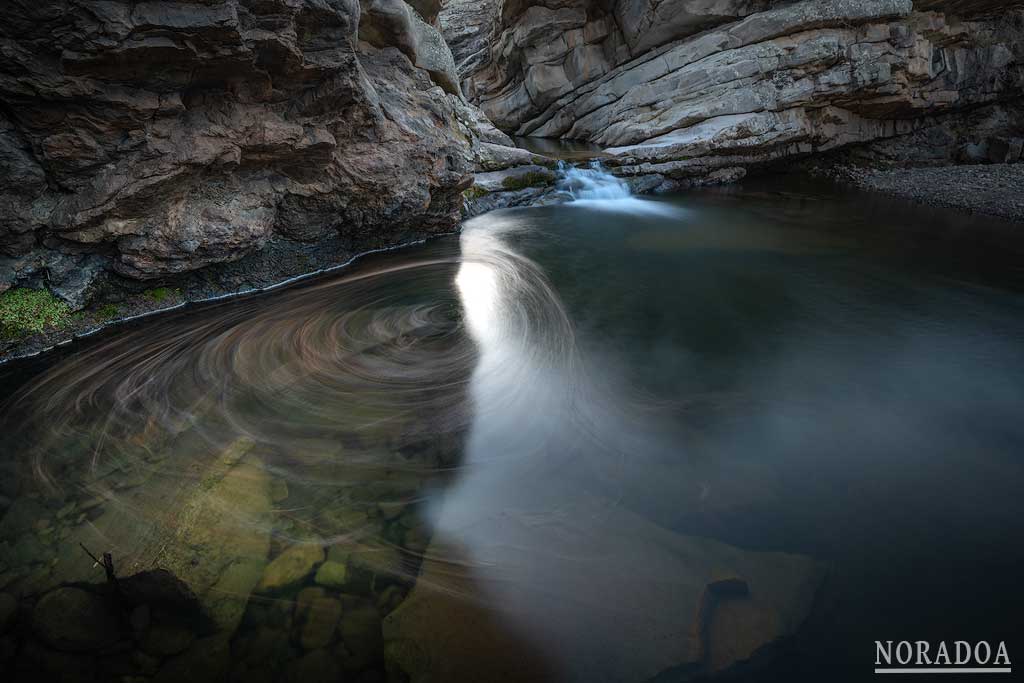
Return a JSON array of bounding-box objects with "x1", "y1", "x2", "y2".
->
[
  {"x1": 0, "y1": 0, "x2": 491, "y2": 309},
  {"x1": 4, "y1": 1, "x2": 1022, "y2": 320},
  {"x1": 444, "y1": 0, "x2": 1024, "y2": 186}
]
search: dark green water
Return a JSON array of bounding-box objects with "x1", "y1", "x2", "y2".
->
[{"x1": 1, "y1": 175, "x2": 1023, "y2": 682}]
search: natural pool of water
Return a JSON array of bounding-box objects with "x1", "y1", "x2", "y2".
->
[{"x1": 2, "y1": 174, "x2": 1023, "y2": 682}]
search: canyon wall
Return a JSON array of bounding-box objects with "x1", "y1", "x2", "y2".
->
[
  {"x1": 0, "y1": 0, "x2": 500, "y2": 308},
  {"x1": 3, "y1": 1, "x2": 1022, "y2": 317},
  {"x1": 445, "y1": 0, "x2": 1024, "y2": 185}
]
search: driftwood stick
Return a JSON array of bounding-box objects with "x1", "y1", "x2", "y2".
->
[
  {"x1": 80, "y1": 542, "x2": 102, "y2": 566},
  {"x1": 101, "y1": 552, "x2": 119, "y2": 588},
  {"x1": 80, "y1": 544, "x2": 121, "y2": 596}
]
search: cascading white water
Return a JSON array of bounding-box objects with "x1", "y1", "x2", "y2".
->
[
  {"x1": 557, "y1": 160, "x2": 632, "y2": 200},
  {"x1": 556, "y1": 160, "x2": 681, "y2": 216}
]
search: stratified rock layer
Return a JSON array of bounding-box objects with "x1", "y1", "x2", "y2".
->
[
  {"x1": 443, "y1": 0, "x2": 1024, "y2": 184},
  {"x1": 0, "y1": 1, "x2": 481, "y2": 307}
]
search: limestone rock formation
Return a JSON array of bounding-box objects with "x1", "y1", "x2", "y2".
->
[
  {"x1": 0, "y1": 0, "x2": 484, "y2": 309},
  {"x1": 443, "y1": 0, "x2": 1024, "y2": 186},
  {"x1": 439, "y1": 0, "x2": 503, "y2": 79}
]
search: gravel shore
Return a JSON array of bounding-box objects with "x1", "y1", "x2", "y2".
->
[{"x1": 841, "y1": 163, "x2": 1024, "y2": 223}]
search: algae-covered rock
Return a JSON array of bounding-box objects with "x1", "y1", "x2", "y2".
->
[
  {"x1": 258, "y1": 544, "x2": 325, "y2": 593},
  {"x1": 270, "y1": 479, "x2": 290, "y2": 504},
  {"x1": 44, "y1": 437, "x2": 273, "y2": 640},
  {"x1": 318, "y1": 504, "x2": 371, "y2": 535},
  {"x1": 314, "y1": 561, "x2": 349, "y2": 590},
  {"x1": 205, "y1": 559, "x2": 268, "y2": 633}
]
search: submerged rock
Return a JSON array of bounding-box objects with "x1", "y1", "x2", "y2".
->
[
  {"x1": 37, "y1": 437, "x2": 273, "y2": 643},
  {"x1": 153, "y1": 635, "x2": 231, "y2": 683},
  {"x1": 383, "y1": 493, "x2": 825, "y2": 683},
  {"x1": 120, "y1": 568, "x2": 202, "y2": 614},
  {"x1": 140, "y1": 619, "x2": 195, "y2": 657},
  {"x1": 338, "y1": 602, "x2": 385, "y2": 671},
  {"x1": 314, "y1": 561, "x2": 350, "y2": 590},
  {"x1": 30, "y1": 587, "x2": 120, "y2": 653},
  {"x1": 300, "y1": 596, "x2": 343, "y2": 650},
  {"x1": 258, "y1": 544, "x2": 325, "y2": 593}
]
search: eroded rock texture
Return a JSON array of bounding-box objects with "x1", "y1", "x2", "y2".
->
[
  {"x1": 444, "y1": 0, "x2": 1024, "y2": 185},
  {"x1": 0, "y1": 1, "x2": 484, "y2": 307}
]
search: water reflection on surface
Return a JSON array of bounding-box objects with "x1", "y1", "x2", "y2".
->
[{"x1": 2, "y1": 177, "x2": 1024, "y2": 683}]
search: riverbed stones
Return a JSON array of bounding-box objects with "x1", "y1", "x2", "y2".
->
[
  {"x1": 270, "y1": 479, "x2": 290, "y2": 504},
  {"x1": 31, "y1": 587, "x2": 120, "y2": 652},
  {"x1": 296, "y1": 586, "x2": 327, "y2": 621},
  {"x1": 140, "y1": 618, "x2": 195, "y2": 657},
  {"x1": 153, "y1": 635, "x2": 231, "y2": 683},
  {"x1": 337, "y1": 602, "x2": 385, "y2": 671},
  {"x1": 31, "y1": 437, "x2": 274, "y2": 645},
  {"x1": 314, "y1": 561, "x2": 350, "y2": 590},
  {"x1": 300, "y1": 596, "x2": 343, "y2": 650},
  {"x1": 258, "y1": 544, "x2": 325, "y2": 593}
]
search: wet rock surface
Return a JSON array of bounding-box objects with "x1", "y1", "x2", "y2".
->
[{"x1": 443, "y1": 0, "x2": 1024, "y2": 185}]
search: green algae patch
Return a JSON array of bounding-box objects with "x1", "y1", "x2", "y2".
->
[
  {"x1": 501, "y1": 171, "x2": 555, "y2": 191},
  {"x1": 144, "y1": 287, "x2": 180, "y2": 303},
  {"x1": 0, "y1": 288, "x2": 71, "y2": 339},
  {"x1": 96, "y1": 303, "x2": 120, "y2": 320}
]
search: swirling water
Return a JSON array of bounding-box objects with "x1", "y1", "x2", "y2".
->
[{"x1": 2, "y1": 176, "x2": 1024, "y2": 682}]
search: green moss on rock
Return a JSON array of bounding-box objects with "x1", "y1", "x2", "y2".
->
[
  {"x1": 144, "y1": 287, "x2": 180, "y2": 303},
  {"x1": 258, "y1": 544, "x2": 325, "y2": 592},
  {"x1": 0, "y1": 288, "x2": 71, "y2": 339},
  {"x1": 501, "y1": 171, "x2": 555, "y2": 191},
  {"x1": 97, "y1": 303, "x2": 120, "y2": 320},
  {"x1": 462, "y1": 186, "x2": 490, "y2": 200}
]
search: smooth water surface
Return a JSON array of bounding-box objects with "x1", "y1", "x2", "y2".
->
[{"x1": 2, "y1": 174, "x2": 1023, "y2": 683}]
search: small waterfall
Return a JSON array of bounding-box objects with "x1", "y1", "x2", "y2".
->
[
  {"x1": 556, "y1": 160, "x2": 681, "y2": 217},
  {"x1": 557, "y1": 160, "x2": 632, "y2": 201}
]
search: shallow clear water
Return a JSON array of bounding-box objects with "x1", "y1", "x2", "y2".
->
[
  {"x1": 2, "y1": 175, "x2": 1024, "y2": 682},
  {"x1": 512, "y1": 135, "x2": 609, "y2": 161}
]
